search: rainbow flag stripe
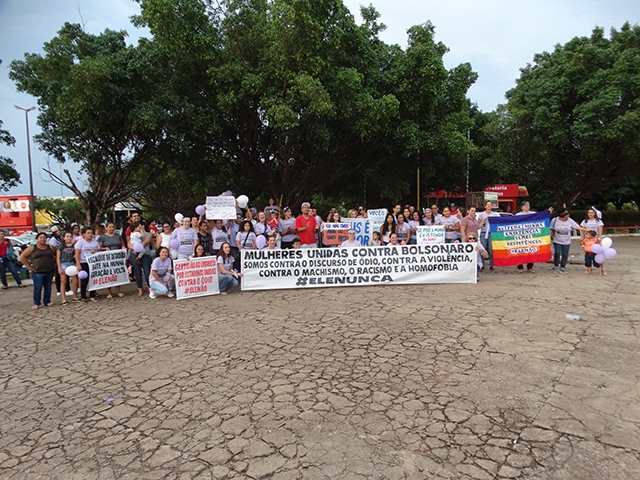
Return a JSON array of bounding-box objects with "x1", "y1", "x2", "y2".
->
[{"x1": 489, "y1": 211, "x2": 552, "y2": 267}]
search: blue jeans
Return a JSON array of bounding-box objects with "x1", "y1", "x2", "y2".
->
[
  {"x1": 553, "y1": 243, "x2": 571, "y2": 268},
  {"x1": 32, "y1": 270, "x2": 54, "y2": 306},
  {"x1": 218, "y1": 274, "x2": 238, "y2": 293},
  {"x1": 130, "y1": 252, "x2": 151, "y2": 290},
  {"x1": 150, "y1": 274, "x2": 174, "y2": 296},
  {"x1": 0, "y1": 256, "x2": 23, "y2": 287},
  {"x1": 480, "y1": 233, "x2": 493, "y2": 268}
]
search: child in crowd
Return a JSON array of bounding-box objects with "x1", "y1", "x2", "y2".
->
[
  {"x1": 292, "y1": 238, "x2": 301, "y2": 249},
  {"x1": 370, "y1": 231, "x2": 382, "y2": 247},
  {"x1": 581, "y1": 230, "x2": 604, "y2": 276}
]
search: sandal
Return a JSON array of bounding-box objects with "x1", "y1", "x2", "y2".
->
[
  {"x1": 117, "y1": 293, "x2": 125, "y2": 298},
  {"x1": 1, "y1": 286, "x2": 8, "y2": 290},
  {"x1": 32, "y1": 305, "x2": 39, "y2": 310},
  {"x1": 89, "y1": 298, "x2": 98, "y2": 303},
  {"x1": 106, "y1": 295, "x2": 113, "y2": 299},
  {"x1": 18, "y1": 284, "x2": 26, "y2": 288},
  {"x1": 61, "y1": 301, "x2": 69, "y2": 306}
]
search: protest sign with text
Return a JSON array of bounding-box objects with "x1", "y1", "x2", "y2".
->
[
  {"x1": 415, "y1": 226, "x2": 445, "y2": 244},
  {"x1": 367, "y1": 209, "x2": 387, "y2": 231},
  {"x1": 205, "y1": 196, "x2": 237, "y2": 220},
  {"x1": 489, "y1": 211, "x2": 552, "y2": 267},
  {"x1": 241, "y1": 243, "x2": 476, "y2": 291},
  {"x1": 341, "y1": 218, "x2": 373, "y2": 246},
  {"x1": 86, "y1": 249, "x2": 130, "y2": 291},
  {"x1": 322, "y1": 223, "x2": 351, "y2": 246},
  {"x1": 174, "y1": 257, "x2": 220, "y2": 300}
]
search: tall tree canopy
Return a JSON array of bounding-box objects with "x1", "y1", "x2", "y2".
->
[
  {"x1": 9, "y1": 24, "x2": 190, "y2": 224},
  {"x1": 136, "y1": 0, "x2": 476, "y2": 208},
  {"x1": 0, "y1": 61, "x2": 21, "y2": 192},
  {"x1": 491, "y1": 23, "x2": 640, "y2": 206}
]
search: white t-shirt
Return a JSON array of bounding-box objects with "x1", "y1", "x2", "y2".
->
[
  {"x1": 74, "y1": 238, "x2": 100, "y2": 263},
  {"x1": 236, "y1": 231, "x2": 256, "y2": 250},
  {"x1": 438, "y1": 215, "x2": 460, "y2": 240},
  {"x1": 580, "y1": 218, "x2": 604, "y2": 238},
  {"x1": 396, "y1": 223, "x2": 410, "y2": 242},
  {"x1": 478, "y1": 211, "x2": 500, "y2": 236},
  {"x1": 211, "y1": 227, "x2": 230, "y2": 250},
  {"x1": 551, "y1": 217, "x2": 580, "y2": 245},
  {"x1": 151, "y1": 256, "x2": 172, "y2": 277},
  {"x1": 170, "y1": 227, "x2": 198, "y2": 256},
  {"x1": 216, "y1": 254, "x2": 235, "y2": 274},
  {"x1": 341, "y1": 239, "x2": 362, "y2": 248}
]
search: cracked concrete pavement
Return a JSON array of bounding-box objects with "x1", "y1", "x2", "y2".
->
[{"x1": 1, "y1": 237, "x2": 639, "y2": 479}]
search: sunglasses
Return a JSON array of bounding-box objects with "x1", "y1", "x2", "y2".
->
[{"x1": 467, "y1": 237, "x2": 477, "y2": 240}]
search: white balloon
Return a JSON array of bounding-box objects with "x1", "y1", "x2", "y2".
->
[
  {"x1": 174, "y1": 213, "x2": 184, "y2": 223},
  {"x1": 236, "y1": 195, "x2": 249, "y2": 209},
  {"x1": 170, "y1": 249, "x2": 179, "y2": 258},
  {"x1": 601, "y1": 236, "x2": 612, "y2": 249},
  {"x1": 64, "y1": 265, "x2": 78, "y2": 277}
]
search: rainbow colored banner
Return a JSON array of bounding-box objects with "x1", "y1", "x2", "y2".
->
[{"x1": 489, "y1": 211, "x2": 552, "y2": 267}]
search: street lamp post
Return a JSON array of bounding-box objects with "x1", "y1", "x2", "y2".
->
[{"x1": 14, "y1": 105, "x2": 37, "y2": 232}]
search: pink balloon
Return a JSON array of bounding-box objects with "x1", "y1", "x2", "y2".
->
[
  {"x1": 78, "y1": 270, "x2": 88, "y2": 280},
  {"x1": 603, "y1": 248, "x2": 617, "y2": 259},
  {"x1": 594, "y1": 253, "x2": 606, "y2": 264},
  {"x1": 195, "y1": 205, "x2": 206, "y2": 216},
  {"x1": 590, "y1": 244, "x2": 604, "y2": 254},
  {"x1": 133, "y1": 242, "x2": 144, "y2": 253},
  {"x1": 170, "y1": 239, "x2": 180, "y2": 250}
]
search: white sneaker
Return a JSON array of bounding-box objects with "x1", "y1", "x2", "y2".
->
[
  {"x1": 149, "y1": 291, "x2": 157, "y2": 299},
  {"x1": 66, "y1": 290, "x2": 73, "y2": 295},
  {"x1": 56, "y1": 292, "x2": 61, "y2": 296},
  {"x1": 167, "y1": 292, "x2": 174, "y2": 298}
]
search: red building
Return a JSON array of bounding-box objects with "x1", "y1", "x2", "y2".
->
[{"x1": 0, "y1": 195, "x2": 33, "y2": 235}]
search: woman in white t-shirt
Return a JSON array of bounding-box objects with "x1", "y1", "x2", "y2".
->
[
  {"x1": 580, "y1": 208, "x2": 604, "y2": 240},
  {"x1": 149, "y1": 247, "x2": 174, "y2": 299},
  {"x1": 156, "y1": 222, "x2": 172, "y2": 250},
  {"x1": 396, "y1": 214, "x2": 411, "y2": 245},
  {"x1": 217, "y1": 242, "x2": 242, "y2": 294},
  {"x1": 236, "y1": 220, "x2": 257, "y2": 251}
]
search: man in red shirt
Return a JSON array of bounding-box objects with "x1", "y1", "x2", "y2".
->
[{"x1": 295, "y1": 202, "x2": 318, "y2": 248}]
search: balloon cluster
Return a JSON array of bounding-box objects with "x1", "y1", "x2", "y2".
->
[{"x1": 591, "y1": 236, "x2": 617, "y2": 264}]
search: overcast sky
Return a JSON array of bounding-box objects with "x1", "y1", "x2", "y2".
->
[{"x1": 1, "y1": 0, "x2": 639, "y2": 198}]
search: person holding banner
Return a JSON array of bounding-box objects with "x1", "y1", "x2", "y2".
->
[
  {"x1": 100, "y1": 223, "x2": 126, "y2": 298},
  {"x1": 438, "y1": 207, "x2": 461, "y2": 244},
  {"x1": 56, "y1": 232, "x2": 79, "y2": 304},
  {"x1": 74, "y1": 227, "x2": 101, "y2": 302},
  {"x1": 149, "y1": 247, "x2": 175, "y2": 299},
  {"x1": 550, "y1": 209, "x2": 585, "y2": 273},
  {"x1": 128, "y1": 222, "x2": 153, "y2": 297},
  {"x1": 217, "y1": 242, "x2": 242, "y2": 294},
  {"x1": 465, "y1": 233, "x2": 489, "y2": 274},
  {"x1": 396, "y1": 214, "x2": 411, "y2": 245},
  {"x1": 477, "y1": 201, "x2": 500, "y2": 271},
  {"x1": 408, "y1": 211, "x2": 421, "y2": 245},
  {"x1": 278, "y1": 207, "x2": 297, "y2": 249}
]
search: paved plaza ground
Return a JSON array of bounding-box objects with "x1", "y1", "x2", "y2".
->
[{"x1": 1, "y1": 237, "x2": 639, "y2": 479}]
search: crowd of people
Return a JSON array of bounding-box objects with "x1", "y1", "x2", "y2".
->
[{"x1": 0, "y1": 198, "x2": 609, "y2": 309}]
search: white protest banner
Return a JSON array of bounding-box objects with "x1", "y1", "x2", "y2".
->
[
  {"x1": 322, "y1": 223, "x2": 351, "y2": 246},
  {"x1": 415, "y1": 226, "x2": 445, "y2": 245},
  {"x1": 86, "y1": 249, "x2": 129, "y2": 291},
  {"x1": 341, "y1": 218, "x2": 373, "y2": 246},
  {"x1": 205, "y1": 196, "x2": 237, "y2": 220},
  {"x1": 367, "y1": 208, "x2": 387, "y2": 231},
  {"x1": 174, "y1": 257, "x2": 220, "y2": 300},
  {"x1": 241, "y1": 243, "x2": 476, "y2": 291}
]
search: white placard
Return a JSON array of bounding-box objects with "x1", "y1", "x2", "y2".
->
[
  {"x1": 174, "y1": 257, "x2": 220, "y2": 299},
  {"x1": 205, "y1": 196, "x2": 237, "y2": 220},
  {"x1": 367, "y1": 208, "x2": 388, "y2": 231},
  {"x1": 86, "y1": 249, "x2": 130, "y2": 291},
  {"x1": 415, "y1": 226, "x2": 445, "y2": 244},
  {"x1": 241, "y1": 243, "x2": 476, "y2": 291}
]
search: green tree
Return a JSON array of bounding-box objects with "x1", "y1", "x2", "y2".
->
[
  {"x1": 9, "y1": 24, "x2": 191, "y2": 225},
  {"x1": 494, "y1": 23, "x2": 640, "y2": 206},
  {"x1": 0, "y1": 120, "x2": 20, "y2": 192},
  {"x1": 34, "y1": 197, "x2": 85, "y2": 230}
]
